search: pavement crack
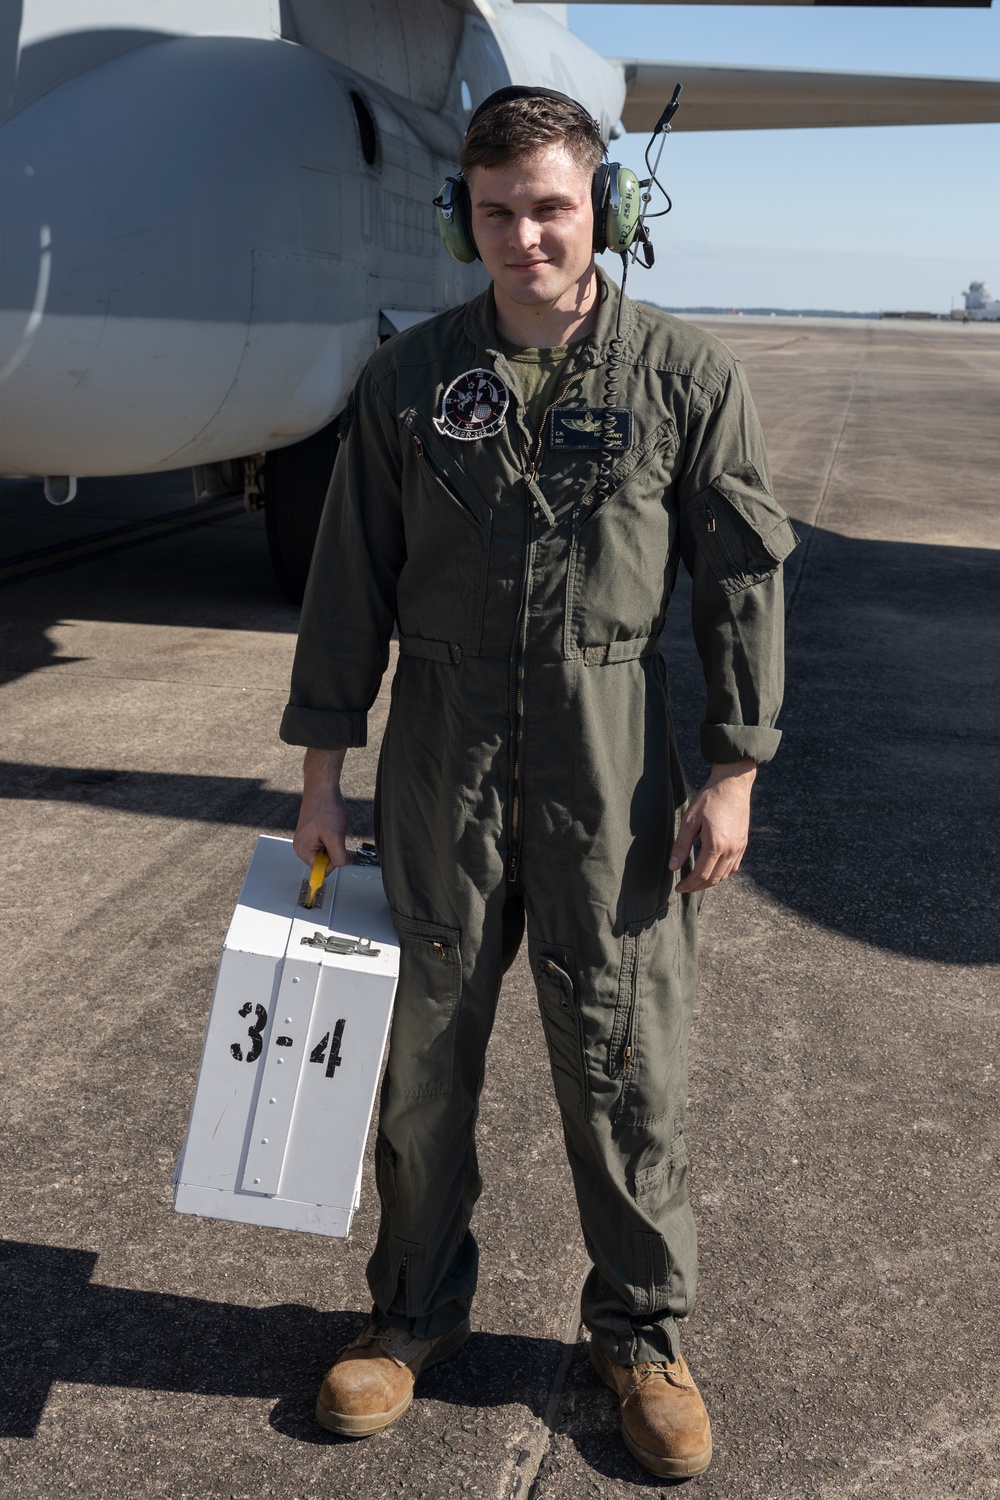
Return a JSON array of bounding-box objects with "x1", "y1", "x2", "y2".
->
[
  {"x1": 504, "y1": 1276, "x2": 587, "y2": 1500},
  {"x1": 784, "y1": 325, "x2": 871, "y2": 625}
]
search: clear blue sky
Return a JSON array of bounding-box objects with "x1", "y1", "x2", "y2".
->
[{"x1": 569, "y1": 3, "x2": 1000, "y2": 311}]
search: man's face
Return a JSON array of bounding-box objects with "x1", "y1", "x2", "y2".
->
[{"x1": 467, "y1": 142, "x2": 596, "y2": 314}]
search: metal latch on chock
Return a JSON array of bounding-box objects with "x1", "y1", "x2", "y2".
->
[{"x1": 300, "y1": 931, "x2": 381, "y2": 958}]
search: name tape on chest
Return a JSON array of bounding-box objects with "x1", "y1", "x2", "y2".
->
[
  {"x1": 549, "y1": 407, "x2": 633, "y2": 452},
  {"x1": 433, "y1": 368, "x2": 510, "y2": 442}
]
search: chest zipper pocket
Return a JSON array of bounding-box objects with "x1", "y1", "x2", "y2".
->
[
  {"x1": 577, "y1": 417, "x2": 679, "y2": 528},
  {"x1": 404, "y1": 410, "x2": 492, "y2": 532}
]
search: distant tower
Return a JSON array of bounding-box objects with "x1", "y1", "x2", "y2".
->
[{"x1": 961, "y1": 281, "x2": 1000, "y2": 320}]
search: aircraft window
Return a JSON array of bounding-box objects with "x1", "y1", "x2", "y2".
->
[{"x1": 351, "y1": 92, "x2": 379, "y2": 168}]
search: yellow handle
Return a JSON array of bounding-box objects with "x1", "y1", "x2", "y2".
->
[{"x1": 305, "y1": 849, "x2": 330, "y2": 908}]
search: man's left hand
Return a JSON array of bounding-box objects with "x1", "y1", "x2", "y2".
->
[{"x1": 669, "y1": 760, "x2": 757, "y2": 894}]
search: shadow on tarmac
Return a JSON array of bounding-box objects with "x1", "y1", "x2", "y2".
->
[
  {"x1": 0, "y1": 762, "x2": 374, "y2": 838},
  {"x1": 666, "y1": 521, "x2": 1000, "y2": 968},
  {"x1": 0, "y1": 1239, "x2": 567, "y2": 1443},
  {"x1": 0, "y1": 479, "x2": 295, "y2": 689}
]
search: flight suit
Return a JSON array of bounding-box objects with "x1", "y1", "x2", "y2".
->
[{"x1": 280, "y1": 269, "x2": 797, "y2": 1366}]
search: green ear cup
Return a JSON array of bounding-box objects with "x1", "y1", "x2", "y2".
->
[
  {"x1": 437, "y1": 164, "x2": 641, "y2": 263},
  {"x1": 434, "y1": 176, "x2": 479, "y2": 264},
  {"x1": 592, "y1": 164, "x2": 642, "y2": 255},
  {"x1": 605, "y1": 166, "x2": 642, "y2": 255}
]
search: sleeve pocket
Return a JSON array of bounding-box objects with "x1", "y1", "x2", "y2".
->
[{"x1": 689, "y1": 461, "x2": 799, "y2": 597}]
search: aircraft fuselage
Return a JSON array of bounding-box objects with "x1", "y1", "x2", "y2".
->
[{"x1": 0, "y1": 1, "x2": 626, "y2": 479}]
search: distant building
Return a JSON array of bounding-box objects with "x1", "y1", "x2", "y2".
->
[{"x1": 957, "y1": 280, "x2": 1000, "y2": 321}]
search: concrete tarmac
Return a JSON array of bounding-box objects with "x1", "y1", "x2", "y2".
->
[{"x1": 1, "y1": 317, "x2": 997, "y2": 1498}]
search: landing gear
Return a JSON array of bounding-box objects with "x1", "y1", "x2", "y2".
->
[{"x1": 263, "y1": 417, "x2": 342, "y2": 604}]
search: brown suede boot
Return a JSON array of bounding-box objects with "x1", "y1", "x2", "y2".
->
[
  {"x1": 315, "y1": 1319, "x2": 471, "y2": 1437},
  {"x1": 590, "y1": 1341, "x2": 713, "y2": 1478}
]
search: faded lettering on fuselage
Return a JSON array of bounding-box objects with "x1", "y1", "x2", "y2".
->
[{"x1": 360, "y1": 180, "x2": 435, "y2": 259}]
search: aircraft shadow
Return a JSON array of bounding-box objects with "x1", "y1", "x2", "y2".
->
[
  {"x1": 0, "y1": 474, "x2": 296, "y2": 694},
  {"x1": 1, "y1": 503, "x2": 998, "y2": 964},
  {"x1": 0, "y1": 761, "x2": 374, "y2": 839},
  {"x1": 0, "y1": 1238, "x2": 564, "y2": 1442},
  {"x1": 665, "y1": 520, "x2": 1000, "y2": 966}
]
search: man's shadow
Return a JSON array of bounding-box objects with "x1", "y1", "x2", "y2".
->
[{"x1": 0, "y1": 1239, "x2": 568, "y2": 1442}]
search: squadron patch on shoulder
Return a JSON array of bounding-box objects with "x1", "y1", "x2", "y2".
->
[
  {"x1": 549, "y1": 407, "x2": 633, "y2": 452},
  {"x1": 433, "y1": 368, "x2": 510, "y2": 441}
]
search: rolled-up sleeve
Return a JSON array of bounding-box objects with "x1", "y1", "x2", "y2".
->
[
  {"x1": 279, "y1": 367, "x2": 404, "y2": 750},
  {"x1": 677, "y1": 360, "x2": 798, "y2": 765}
]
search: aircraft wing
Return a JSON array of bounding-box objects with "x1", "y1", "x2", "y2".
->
[
  {"x1": 613, "y1": 60, "x2": 1000, "y2": 131},
  {"x1": 558, "y1": 1, "x2": 991, "y2": 6}
]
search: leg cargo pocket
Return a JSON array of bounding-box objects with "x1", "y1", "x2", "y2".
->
[
  {"x1": 609, "y1": 928, "x2": 640, "y2": 1122},
  {"x1": 532, "y1": 947, "x2": 589, "y2": 1123},
  {"x1": 611, "y1": 907, "x2": 690, "y2": 1129},
  {"x1": 389, "y1": 912, "x2": 462, "y2": 1097},
  {"x1": 630, "y1": 1232, "x2": 671, "y2": 1317}
]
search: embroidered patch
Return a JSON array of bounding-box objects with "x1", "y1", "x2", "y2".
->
[
  {"x1": 549, "y1": 407, "x2": 633, "y2": 452},
  {"x1": 433, "y1": 368, "x2": 510, "y2": 441}
]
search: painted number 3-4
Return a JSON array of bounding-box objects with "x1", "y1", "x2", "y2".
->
[
  {"x1": 228, "y1": 1004, "x2": 349, "y2": 1076},
  {"x1": 231, "y1": 1002, "x2": 267, "y2": 1063}
]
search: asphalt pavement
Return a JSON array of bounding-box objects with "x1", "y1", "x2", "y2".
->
[{"x1": 1, "y1": 316, "x2": 997, "y2": 1499}]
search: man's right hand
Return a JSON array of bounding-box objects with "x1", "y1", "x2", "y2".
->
[{"x1": 292, "y1": 747, "x2": 352, "y2": 870}]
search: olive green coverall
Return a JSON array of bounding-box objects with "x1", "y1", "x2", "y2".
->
[{"x1": 280, "y1": 271, "x2": 797, "y2": 1366}]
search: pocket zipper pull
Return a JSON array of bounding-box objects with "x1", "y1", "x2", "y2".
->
[
  {"x1": 623, "y1": 1044, "x2": 633, "y2": 1074},
  {"x1": 705, "y1": 505, "x2": 717, "y2": 534},
  {"x1": 412, "y1": 433, "x2": 424, "y2": 458}
]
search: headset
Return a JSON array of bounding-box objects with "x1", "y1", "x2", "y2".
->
[
  {"x1": 434, "y1": 85, "x2": 643, "y2": 266},
  {"x1": 434, "y1": 82, "x2": 683, "y2": 499}
]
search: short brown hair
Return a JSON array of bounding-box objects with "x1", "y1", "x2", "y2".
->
[{"x1": 460, "y1": 94, "x2": 604, "y2": 177}]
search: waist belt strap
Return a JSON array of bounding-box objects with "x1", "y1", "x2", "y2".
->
[
  {"x1": 398, "y1": 635, "x2": 462, "y2": 664},
  {"x1": 398, "y1": 635, "x2": 660, "y2": 665},
  {"x1": 582, "y1": 634, "x2": 661, "y2": 665}
]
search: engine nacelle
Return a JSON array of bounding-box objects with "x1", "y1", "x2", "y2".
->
[{"x1": 0, "y1": 35, "x2": 470, "y2": 477}]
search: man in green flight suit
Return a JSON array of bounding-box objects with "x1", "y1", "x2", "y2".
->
[{"x1": 280, "y1": 88, "x2": 797, "y2": 1480}]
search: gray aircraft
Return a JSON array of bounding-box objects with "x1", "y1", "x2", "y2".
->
[{"x1": 2, "y1": 0, "x2": 999, "y2": 597}]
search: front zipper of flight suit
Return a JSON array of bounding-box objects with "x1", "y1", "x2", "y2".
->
[
  {"x1": 525, "y1": 367, "x2": 583, "y2": 482},
  {"x1": 509, "y1": 402, "x2": 673, "y2": 869},
  {"x1": 507, "y1": 492, "x2": 533, "y2": 886},
  {"x1": 507, "y1": 376, "x2": 659, "y2": 883},
  {"x1": 507, "y1": 370, "x2": 582, "y2": 886}
]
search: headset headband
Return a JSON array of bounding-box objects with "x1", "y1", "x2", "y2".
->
[{"x1": 466, "y1": 85, "x2": 602, "y2": 143}]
